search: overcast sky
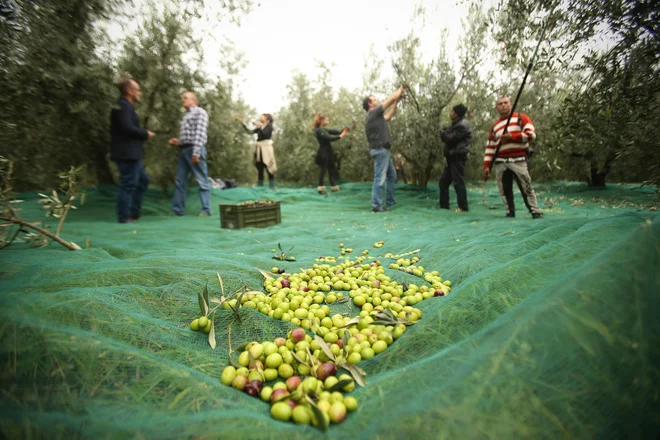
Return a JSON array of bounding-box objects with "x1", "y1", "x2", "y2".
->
[{"x1": 202, "y1": 0, "x2": 473, "y2": 113}]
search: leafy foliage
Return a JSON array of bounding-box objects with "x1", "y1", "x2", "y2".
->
[{"x1": 0, "y1": 0, "x2": 657, "y2": 191}]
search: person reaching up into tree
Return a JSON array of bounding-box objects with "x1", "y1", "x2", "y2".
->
[
  {"x1": 235, "y1": 114, "x2": 277, "y2": 189},
  {"x1": 313, "y1": 113, "x2": 347, "y2": 194},
  {"x1": 363, "y1": 86, "x2": 407, "y2": 212}
]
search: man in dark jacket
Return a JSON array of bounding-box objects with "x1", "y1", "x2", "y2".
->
[
  {"x1": 439, "y1": 104, "x2": 471, "y2": 212},
  {"x1": 110, "y1": 79, "x2": 153, "y2": 223}
]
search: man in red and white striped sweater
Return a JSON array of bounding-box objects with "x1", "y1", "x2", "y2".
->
[{"x1": 483, "y1": 96, "x2": 542, "y2": 219}]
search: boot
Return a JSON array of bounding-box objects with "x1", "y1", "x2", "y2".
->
[
  {"x1": 330, "y1": 185, "x2": 340, "y2": 192},
  {"x1": 317, "y1": 186, "x2": 327, "y2": 194},
  {"x1": 257, "y1": 179, "x2": 264, "y2": 187},
  {"x1": 269, "y1": 177, "x2": 275, "y2": 190}
]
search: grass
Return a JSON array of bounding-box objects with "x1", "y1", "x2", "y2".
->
[{"x1": 0, "y1": 182, "x2": 658, "y2": 439}]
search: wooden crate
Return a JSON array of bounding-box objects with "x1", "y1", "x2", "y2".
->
[{"x1": 219, "y1": 202, "x2": 281, "y2": 229}]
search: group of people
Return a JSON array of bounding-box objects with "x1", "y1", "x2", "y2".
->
[
  {"x1": 362, "y1": 86, "x2": 542, "y2": 218},
  {"x1": 109, "y1": 78, "x2": 542, "y2": 224},
  {"x1": 110, "y1": 78, "x2": 277, "y2": 223}
]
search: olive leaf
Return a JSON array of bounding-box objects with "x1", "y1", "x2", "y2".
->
[
  {"x1": 339, "y1": 363, "x2": 366, "y2": 387},
  {"x1": 228, "y1": 354, "x2": 241, "y2": 369},
  {"x1": 339, "y1": 316, "x2": 361, "y2": 328},
  {"x1": 371, "y1": 308, "x2": 413, "y2": 326},
  {"x1": 342, "y1": 330, "x2": 351, "y2": 355},
  {"x1": 315, "y1": 335, "x2": 336, "y2": 362},
  {"x1": 235, "y1": 289, "x2": 247, "y2": 308},
  {"x1": 216, "y1": 272, "x2": 225, "y2": 296},
  {"x1": 327, "y1": 379, "x2": 353, "y2": 393},
  {"x1": 198, "y1": 290, "x2": 208, "y2": 316},
  {"x1": 292, "y1": 351, "x2": 310, "y2": 368},
  {"x1": 243, "y1": 290, "x2": 265, "y2": 296},
  {"x1": 306, "y1": 347, "x2": 318, "y2": 368},
  {"x1": 203, "y1": 282, "x2": 210, "y2": 313},
  {"x1": 258, "y1": 268, "x2": 274, "y2": 279},
  {"x1": 208, "y1": 311, "x2": 216, "y2": 349},
  {"x1": 305, "y1": 395, "x2": 329, "y2": 432}
]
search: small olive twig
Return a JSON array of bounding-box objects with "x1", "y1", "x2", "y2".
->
[
  {"x1": 227, "y1": 325, "x2": 233, "y2": 355},
  {"x1": 0, "y1": 216, "x2": 81, "y2": 250}
]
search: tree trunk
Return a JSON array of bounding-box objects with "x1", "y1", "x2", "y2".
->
[
  {"x1": 412, "y1": 168, "x2": 429, "y2": 189},
  {"x1": 421, "y1": 159, "x2": 434, "y2": 189},
  {"x1": 586, "y1": 152, "x2": 616, "y2": 188},
  {"x1": 93, "y1": 148, "x2": 115, "y2": 184},
  {"x1": 587, "y1": 165, "x2": 608, "y2": 188}
]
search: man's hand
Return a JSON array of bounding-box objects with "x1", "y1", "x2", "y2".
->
[
  {"x1": 168, "y1": 138, "x2": 179, "y2": 146},
  {"x1": 147, "y1": 130, "x2": 154, "y2": 139},
  {"x1": 192, "y1": 155, "x2": 201, "y2": 164},
  {"x1": 484, "y1": 168, "x2": 491, "y2": 180},
  {"x1": 500, "y1": 133, "x2": 513, "y2": 143}
]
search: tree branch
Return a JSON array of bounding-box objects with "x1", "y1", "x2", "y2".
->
[
  {"x1": 0, "y1": 217, "x2": 81, "y2": 250},
  {"x1": 439, "y1": 48, "x2": 495, "y2": 110}
]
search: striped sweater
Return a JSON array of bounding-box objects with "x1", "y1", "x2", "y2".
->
[{"x1": 483, "y1": 112, "x2": 536, "y2": 169}]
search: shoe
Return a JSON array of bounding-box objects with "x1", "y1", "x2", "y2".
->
[
  {"x1": 371, "y1": 207, "x2": 387, "y2": 213},
  {"x1": 455, "y1": 208, "x2": 468, "y2": 213},
  {"x1": 169, "y1": 212, "x2": 183, "y2": 217},
  {"x1": 532, "y1": 213, "x2": 543, "y2": 219},
  {"x1": 506, "y1": 212, "x2": 515, "y2": 218},
  {"x1": 198, "y1": 212, "x2": 211, "y2": 217},
  {"x1": 129, "y1": 215, "x2": 140, "y2": 221},
  {"x1": 118, "y1": 219, "x2": 135, "y2": 224},
  {"x1": 317, "y1": 186, "x2": 327, "y2": 195},
  {"x1": 330, "y1": 186, "x2": 340, "y2": 192},
  {"x1": 386, "y1": 202, "x2": 396, "y2": 208}
]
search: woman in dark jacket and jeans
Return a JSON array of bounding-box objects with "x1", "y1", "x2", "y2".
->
[{"x1": 313, "y1": 113, "x2": 347, "y2": 194}]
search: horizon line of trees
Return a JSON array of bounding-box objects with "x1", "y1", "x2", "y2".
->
[{"x1": 1, "y1": 0, "x2": 657, "y2": 194}]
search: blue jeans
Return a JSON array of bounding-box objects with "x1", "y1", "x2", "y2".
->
[
  {"x1": 370, "y1": 148, "x2": 396, "y2": 209},
  {"x1": 172, "y1": 146, "x2": 211, "y2": 215},
  {"x1": 115, "y1": 160, "x2": 149, "y2": 223}
]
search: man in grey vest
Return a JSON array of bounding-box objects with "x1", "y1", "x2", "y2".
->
[{"x1": 362, "y1": 86, "x2": 406, "y2": 212}]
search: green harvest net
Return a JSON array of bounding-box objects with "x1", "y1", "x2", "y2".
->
[{"x1": 1, "y1": 181, "x2": 659, "y2": 439}]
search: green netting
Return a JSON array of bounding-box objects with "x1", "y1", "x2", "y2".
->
[{"x1": 1, "y1": 181, "x2": 659, "y2": 439}]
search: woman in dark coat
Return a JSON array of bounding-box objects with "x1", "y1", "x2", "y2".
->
[{"x1": 313, "y1": 113, "x2": 347, "y2": 194}]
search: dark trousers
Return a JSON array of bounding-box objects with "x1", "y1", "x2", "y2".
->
[
  {"x1": 439, "y1": 157, "x2": 468, "y2": 211},
  {"x1": 501, "y1": 168, "x2": 535, "y2": 213},
  {"x1": 115, "y1": 159, "x2": 149, "y2": 222},
  {"x1": 318, "y1": 161, "x2": 337, "y2": 186},
  {"x1": 256, "y1": 162, "x2": 274, "y2": 189}
]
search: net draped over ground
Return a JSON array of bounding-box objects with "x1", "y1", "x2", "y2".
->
[{"x1": 1, "y1": 182, "x2": 658, "y2": 439}]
